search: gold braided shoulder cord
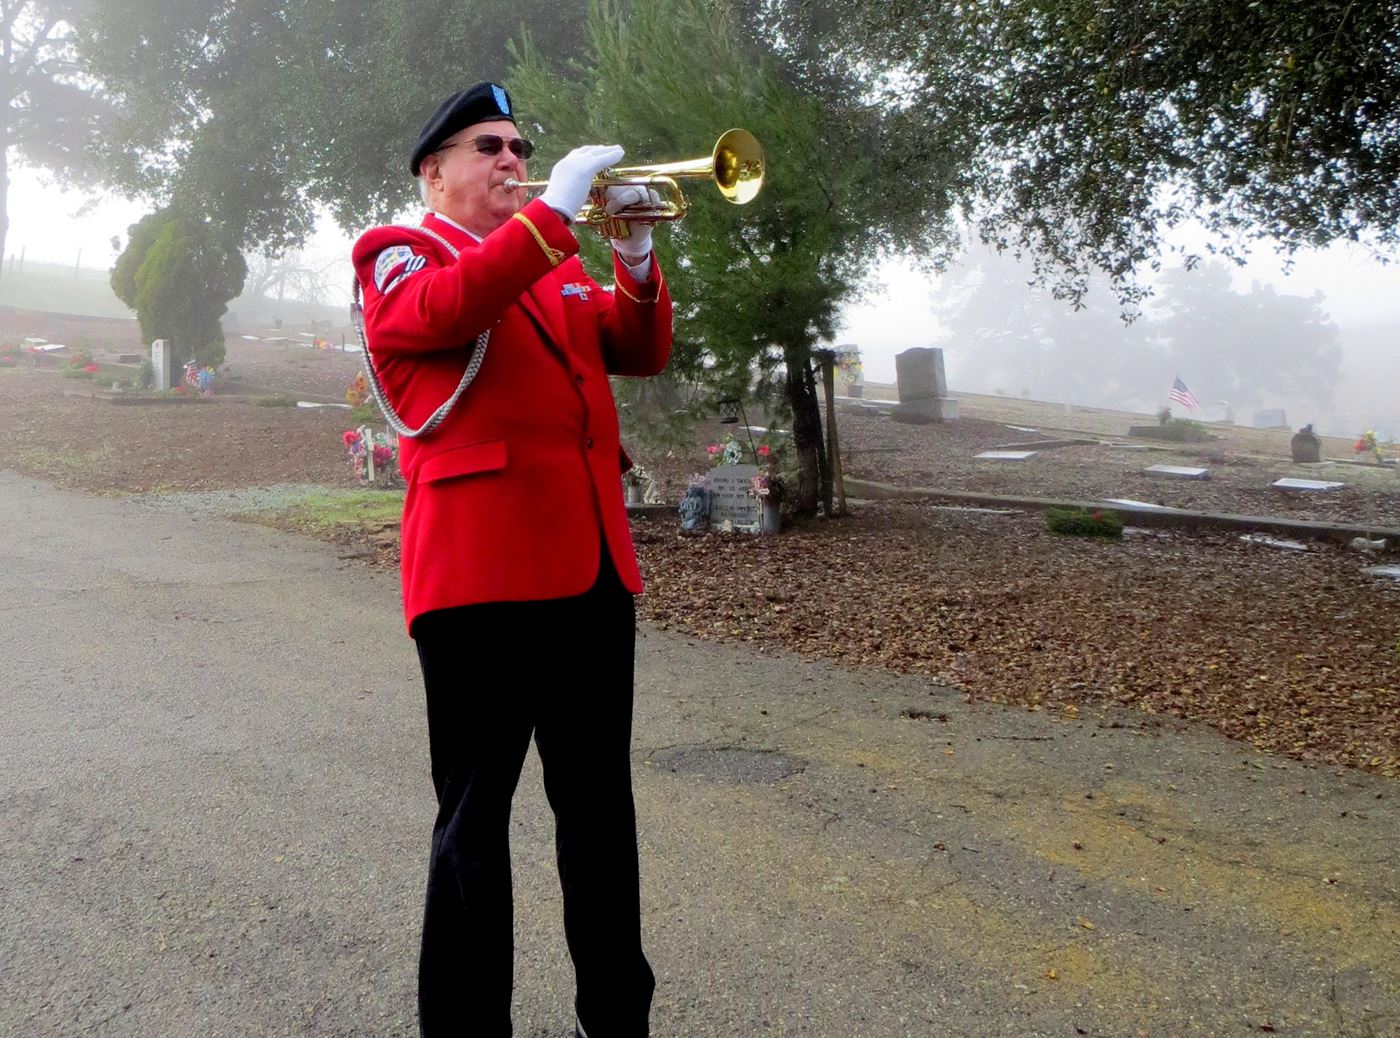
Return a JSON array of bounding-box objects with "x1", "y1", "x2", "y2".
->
[
  {"x1": 510, "y1": 212, "x2": 567, "y2": 267},
  {"x1": 614, "y1": 278, "x2": 659, "y2": 304}
]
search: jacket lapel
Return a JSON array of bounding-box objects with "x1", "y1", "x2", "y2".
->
[{"x1": 422, "y1": 212, "x2": 570, "y2": 357}]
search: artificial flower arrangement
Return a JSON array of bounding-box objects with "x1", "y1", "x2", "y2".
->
[
  {"x1": 343, "y1": 427, "x2": 400, "y2": 487},
  {"x1": 346, "y1": 372, "x2": 370, "y2": 407},
  {"x1": 749, "y1": 469, "x2": 783, "y2": 500},
  {"x1": 0, "y1": 342, "x2": 19, "y2": 366},
  {"x1": 1354, "y1": 430, "x2": 1386, "y2": 464},
  {"x1": 706, "y1": 433, "x2": 747, "y2": 467},
  {"x1": 836, "y1": 349, "x2": 863, "y2": 384},
  {"x1": 183, "y1": 361, "x2": 217, "y2": 396}
]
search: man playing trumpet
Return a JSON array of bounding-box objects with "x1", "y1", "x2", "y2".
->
[{"x1": 351, "y1": 80, "x2": 670, "y2": 1038}]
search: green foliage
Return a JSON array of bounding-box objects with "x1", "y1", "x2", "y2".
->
[
  {"x1": 110, "y1": 209, "x2": 246, "y2": 370},
  {"x1": 1045, "y1": 507, "x2": 1124, "y2": 539},
  {"x1": 511, "y1": 0, "x2": 960, "y2": 514},
  {"x1": 1129, "y1": 420, "x2": 1216, "y2": 443},
  {"x1": 253, "y1": 395, "x2": 297, "y2": 408},
  {"x1": 767, "y1": 0, "x2": 1400, "y2": 306},
  {"x1": 348, "y1": 403, "x2": 379, "y2": 425},
  {"x1": 135, "y1": 359, "x2": 153, "y2": 390},
  {"x1": 81, "y1": 0, "x2": 587, "y2": 248}
]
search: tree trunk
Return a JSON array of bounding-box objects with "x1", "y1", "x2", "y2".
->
[
  {"x1": 0, "y1": 144, "x2": 9, "y2": 289},
  {"x1": 784, "y1": 342, "x2": 826, "y2": 518}
]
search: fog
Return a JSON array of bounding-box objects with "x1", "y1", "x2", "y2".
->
[{"x1": 6, "y1": 163, "x2": 1397, "y2": 440}]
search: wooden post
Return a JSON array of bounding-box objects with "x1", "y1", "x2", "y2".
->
[{"x1": 815, "y1": 350, "x2": 847, "y2": 517}]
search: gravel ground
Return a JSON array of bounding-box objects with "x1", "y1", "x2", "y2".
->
[{"x1": 0, "y1": 368, "x2": 357, "y2": 493}]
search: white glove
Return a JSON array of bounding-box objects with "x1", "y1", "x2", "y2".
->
[
  {"x1": 539, "y1": 144, "x2": 625, "y2": 224},
  {"x1": 605, "y1": 184, "x2": 661, "y2": 257}
]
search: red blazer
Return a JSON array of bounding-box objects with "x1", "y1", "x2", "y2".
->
[{"x1": 351, "y1": 201, "x2": 672, "y2": 632}]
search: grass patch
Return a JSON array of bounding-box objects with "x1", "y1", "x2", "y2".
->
[
  {"x1": 1045, "y1": 506, "x2": 1124, "y2": 538},
  {"x1": 8, "y1": 443, "x2": 120, "y2": 483},
  {"x1": 252, "y1": 394, "x2": 297, "y2": 407},
  {"x1": 252, "y1": 487, "x2": 404, "y2": 536}
]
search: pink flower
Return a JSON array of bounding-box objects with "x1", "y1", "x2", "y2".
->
[
  {"x1": 342, "y1": 430, "x2": 360, "y2": 446},
  {"x1": 757, "y1": 445, "x2": 771, "y2": 458},
  {"x1": 82, "y1": 363, "x2": 99, "y2": 373}
]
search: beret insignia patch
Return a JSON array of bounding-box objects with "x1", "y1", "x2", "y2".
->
[{"x1": 493, "y1": 84, "x2": 510, "y2": 115}]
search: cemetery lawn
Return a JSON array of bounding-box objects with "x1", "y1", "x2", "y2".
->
[{"x1": 1, "y1": 347, "x2": 1397, "y2": 779}]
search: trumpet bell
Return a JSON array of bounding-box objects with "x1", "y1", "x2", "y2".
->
[{"x1": 712, "y1": 128, "x2": 764, "y2": 204}]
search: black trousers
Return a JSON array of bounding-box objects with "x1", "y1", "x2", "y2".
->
[{"x1": 411, "y1": 550, "x2": 654, "y2": 1037}]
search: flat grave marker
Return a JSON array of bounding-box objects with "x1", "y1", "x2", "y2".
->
[
  {"x1": 1103, "y1": 498, "x2": 1184, "y2": 511},
  {"x1": 975, "y1": 450, "x2": 1037, "y2": 461},
  {"x1": 1145, "y1": 465, "x2": 1210, "y2": 480},
  {"x1": 1240, "y1": 533, "x2": 1309, "y2": 552},
  {"x1": 1272, "y1": 478, "x2": 1346, "y2": 491}
]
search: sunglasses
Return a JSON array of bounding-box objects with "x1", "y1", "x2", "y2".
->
[{"x1": 439, "y1": 134, "x2": 535, "y2": 160}]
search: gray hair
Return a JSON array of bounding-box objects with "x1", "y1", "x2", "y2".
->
[{"x1": 417, "y1": 175, "x2": 431, "y2": 208}]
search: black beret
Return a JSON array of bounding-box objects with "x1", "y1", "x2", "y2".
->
[{"x1": 410, "y1": 82, "x2": 518, "y2": 175}]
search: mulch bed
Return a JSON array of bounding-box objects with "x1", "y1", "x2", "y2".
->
[{"x1": 632, "y1": 503, "x2": 1400, "y2": 778}]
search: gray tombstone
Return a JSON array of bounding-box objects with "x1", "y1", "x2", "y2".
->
[
  {"x1": 892, "y1": 347, "x2": 959, "y2": 423},
  {"x1": 1253, "y1": 408, "x2": 1288, "y2": 429},
  {"x1": 150, "y1": 339, "x2": 170, "y2": 391},
  {"x1": 706, "y1": 464, "x2": 761, "y2": 531},
  {"x1": 1198, "y1": 401, "x2": 1234, "y2": 424},
  {"x1": 1290, "y1": 424, "x2": 1322, "y2": 463}
]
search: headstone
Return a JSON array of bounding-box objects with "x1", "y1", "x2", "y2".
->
[
  {"x1": 1271, "y1": 478, "x2": 1345, "y2": 491},
  {"x1": 150, "y1": 339, "x2": 170, "y2": 391},
  {"x1": 1145, "y1": 465, "x2": 1210, "y2": 480},
  {"x1": 707, "y1": 464, "x2": 761, "y2": 531},
  {"x1": 1290, "y1": 424, "x2": 1322, "y2": 463},
  {"x1": 1198, "y1": 402, "x2": 1234, "y2": 423},
  {"x1": 975, "y1": 450, "x2": 1037, "y2": 461},
  {"x1": 1363, "y1": 564, "x2": 1400, "y2": 581},
  {"x1": 892, "y1": 347, "x2": 958, "y2": 423},
  {"x1": 896, "y1": 347, "x2": 947, "y2": 399},
  {"x1": 1253, "y1": 408, "x2": 1288, "y2": 429}
]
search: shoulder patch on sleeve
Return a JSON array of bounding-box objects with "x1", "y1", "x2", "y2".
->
[{"x1": 373, "y1": 245, "x2": 427, "y2": 292}]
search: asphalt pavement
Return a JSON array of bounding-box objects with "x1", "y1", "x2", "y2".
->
[{"x1": 1, "y1": 471, "x2": 1396, "y2": 1037}]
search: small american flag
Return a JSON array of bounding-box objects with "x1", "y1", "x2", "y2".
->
[{"x1": 1169, "y1": 377, "x2": 1199, "y2": 411}]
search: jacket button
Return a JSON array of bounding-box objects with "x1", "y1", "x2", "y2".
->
[{"x1": 586, "y1": 437, "x2": 594, "y2": 449}]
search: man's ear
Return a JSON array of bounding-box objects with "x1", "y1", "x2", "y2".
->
[{"x1": 420, "y1": 154, "x2": 443, "y2": 192}]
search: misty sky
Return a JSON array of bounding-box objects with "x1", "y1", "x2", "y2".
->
[{"x1": 9, "y1": 161, "x2": 1398, "y2": 428}]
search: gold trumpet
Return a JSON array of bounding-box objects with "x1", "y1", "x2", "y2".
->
[{"x1": 505, "y1": 128, "x2": 764, "y2": 239}]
